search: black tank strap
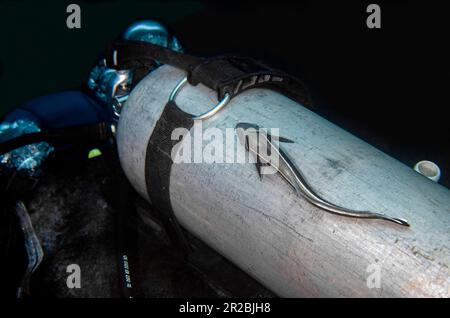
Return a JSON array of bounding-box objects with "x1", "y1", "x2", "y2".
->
[
  {"x1": 144, "y1": 101, "x2": 193, "y2": 253},
  {"x1": 105, "y1": 40, "x2": 201, "y2": 87},
  {"x1": 188, "y1": 55, "x2": 312, "y2": 107},
  {"x1": 106, "y1": 40, "x2": 201, "y2": 71}
]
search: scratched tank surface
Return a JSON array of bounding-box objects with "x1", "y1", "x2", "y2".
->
[{"x1": 25, "y1": 155, "x2": 274, "y2": 298}]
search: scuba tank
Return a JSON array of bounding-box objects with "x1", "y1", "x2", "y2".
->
[{"x1": 114, "y1": 45, "x2": 450, "y2": 297}]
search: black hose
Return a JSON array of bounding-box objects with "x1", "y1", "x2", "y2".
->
[{"x1": 0, "y1": 123, "x2": 111, "y2": 156}]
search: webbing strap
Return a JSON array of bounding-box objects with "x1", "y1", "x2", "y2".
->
[
  {"x1": 144, "y1": 101, "x2": 193, "y2": 252},
  {"x1": 106, "y1": 40, "x2": 201, "y2": 86},
  {"x1": 107, "y1": 40, "x2": 201, "y2": 70},
  {"x1": 188, "y1": 55, "x2": 312, "y2": 106}
]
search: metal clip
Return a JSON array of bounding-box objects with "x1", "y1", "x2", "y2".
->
[
  {"x1": 169, "y1": 76, "x2": 231, "y2": 120},
  {"x1": 107, "y1": 69, "x2": 133, "y2": 119}
]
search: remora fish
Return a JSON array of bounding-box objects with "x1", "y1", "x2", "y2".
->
[{"x1": 236, "y1": 122, "x2": 409, "y2": 226}]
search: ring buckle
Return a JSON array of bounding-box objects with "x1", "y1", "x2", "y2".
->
[{"x1": 168, "y1": 76, "x2": 231, "y2": 120}]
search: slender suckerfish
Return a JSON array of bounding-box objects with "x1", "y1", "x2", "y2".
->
[{"x1": 236, "y1": 122, "x2": 409, "y2": 226}]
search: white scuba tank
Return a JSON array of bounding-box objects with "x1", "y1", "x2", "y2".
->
[{"x1": 117, "y1": 64, "x2": 450, "y2": 297}]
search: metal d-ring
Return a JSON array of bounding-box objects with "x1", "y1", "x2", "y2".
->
[{"x1": 168, "y1": 76, "x2": 231, "y2": 120}]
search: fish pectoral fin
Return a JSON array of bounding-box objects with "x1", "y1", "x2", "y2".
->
[
  {"x1": 264, "y1": 131, "x2": 295, "y2": 144},
  {"x1": 277, "y1": 136, "x2": 295, "y2": 143}
]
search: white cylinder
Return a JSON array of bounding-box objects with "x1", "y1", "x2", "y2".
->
[{"x1": 117, "y1": 65, "x2": 450, "y2": 297}]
